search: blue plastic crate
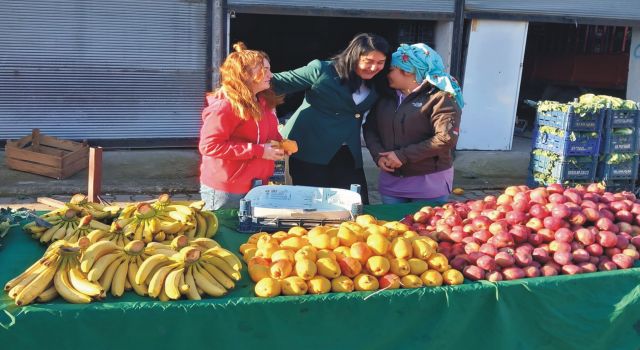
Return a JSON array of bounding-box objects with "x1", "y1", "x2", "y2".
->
[
  {"x1": 533, "y1": 127, "x2": 601, "y2": 156},
  {"x1": 597, "y1": 155, "x2": 639, "y2": 180},
  {"x1": 600, "y1": 128, "x2": 639, "y2": 154},
  {"x1": 530, "y1": 152, "x2": 597, "y2": 182},
  {"x1": 536, "y1": 107, "x2": 604, "y2": 132},
  {"x1": 605, "y1": 108, "x2": 640, "y2": 129},
  {"x1": 603, "y1": 179, "x2": 636, "y2": 193}
]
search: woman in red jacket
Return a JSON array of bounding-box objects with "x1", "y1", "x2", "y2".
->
[{"x1": 199, "y1": 43, "x2": 285, "y2": 210}]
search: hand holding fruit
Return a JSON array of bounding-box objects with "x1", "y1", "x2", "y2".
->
[{"x1": 262, "y1": 143, "x2": 285, "y2": 161}]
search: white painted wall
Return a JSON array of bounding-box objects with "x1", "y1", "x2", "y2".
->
[
  {"x1": 627, "y1": 27, "x2": 640, "y2": 102},
  {"x1": 457, "y1": 19, "x2": 528, "y2": 150},
  {"x1": 434, "y1": 21, "x2": 453, "y2": 73}
]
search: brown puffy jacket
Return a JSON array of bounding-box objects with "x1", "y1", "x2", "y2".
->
[{"x1": 363, "y1": 85, "x2": 462, "y2": 177}]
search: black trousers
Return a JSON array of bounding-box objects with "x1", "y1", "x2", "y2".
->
[{"x1": 289, "y1": 146, "x2": 369, "y2": 205}]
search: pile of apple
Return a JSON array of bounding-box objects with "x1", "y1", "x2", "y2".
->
[{"x1": 401, "y1": 183, "x2": 640, "y2": 281}]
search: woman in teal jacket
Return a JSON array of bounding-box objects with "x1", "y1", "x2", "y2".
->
[{"x1": 271, "y1": 33, "x2": 390, "y2": 204}]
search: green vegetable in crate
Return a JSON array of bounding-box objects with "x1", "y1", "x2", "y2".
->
[
  {"x1": 604, "y1": 153, "x2": 635, "y2": 165},
  {"x1": 612, "y1": 128, "x2": 634, "y2": 136}
]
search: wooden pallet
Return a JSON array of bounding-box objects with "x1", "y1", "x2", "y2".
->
[{"x1": 5, "y1": 129, "x2": 89, "y2": 179}]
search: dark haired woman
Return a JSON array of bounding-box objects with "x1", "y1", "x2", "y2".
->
[{"x1": 271, "y1": 33, "x2": 390, "y2": 204}]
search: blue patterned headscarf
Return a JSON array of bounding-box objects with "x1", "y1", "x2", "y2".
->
[{"x1": 391, "y1": 43, "x2": 464, "y2": 108}]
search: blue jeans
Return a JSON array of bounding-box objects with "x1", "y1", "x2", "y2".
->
[
  {"x1": 200, "y1": 184, "x2": 245, "y2": 211},
  {"x1": 380, "y1": 194, "x2": 449, "y2": 205}
]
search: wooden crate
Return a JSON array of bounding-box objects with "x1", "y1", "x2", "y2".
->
[{"x1": 5, "y1": 129, "x2": 89, "y2": 179}]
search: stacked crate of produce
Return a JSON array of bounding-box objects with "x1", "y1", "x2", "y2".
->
[
  {"x1": 528, "y1": 97, "x2": 604, "y2": 187},
  {"x1": 596, "y1": 98, "x2": 640, "y2": 192}
]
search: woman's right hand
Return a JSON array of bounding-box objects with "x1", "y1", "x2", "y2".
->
[
  {"x1": 377, "y1": 156, "x2": 395, "y2": 172},
  {"x1": 262, "y1": 143, "x2": 285, "y2": 160}
]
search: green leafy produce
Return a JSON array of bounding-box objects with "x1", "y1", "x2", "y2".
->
[
  {"x1": 0, "y1": 207, "x2": 32, "y2": 249},
  {"x1": 604, "y1": 153, "x2": 636, "y2": 165},
  {"x1": 537, "y1": 94, "x2": 638, "y2": 119},
  {"x1": 612, "y1": 128, "x2": 634, "y2": 136}
]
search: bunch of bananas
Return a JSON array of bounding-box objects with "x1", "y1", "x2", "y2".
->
[
  {"x1": 5, "y1": 239, "x2": 103, "y2": 306},
  {"x1": 117, "y1": 194, "x2": 218, "y2": 243},
  {"x1": 65, "y1": 193, "x2": 120, "y2": 220},
  {"x1": 24, "y1": 208, "x2": 111, "y2": 245},
  {"x1": 80, "y1": 239, "x2": 151, "y2": 297},
  {"x1": 86, "y1": 218, "x2": 133, "y2": 247},
  {"x1": 135, "y1": 244, "x2": 242, "y2": 301}
]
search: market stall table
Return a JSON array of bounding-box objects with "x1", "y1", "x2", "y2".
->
[{"x1": 1, "y1": 203, "x2": 639, "y2": 349}]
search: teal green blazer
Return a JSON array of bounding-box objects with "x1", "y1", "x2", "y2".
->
[{"x1": 272, "y1": 60, "x2": 379, "y2": 168}]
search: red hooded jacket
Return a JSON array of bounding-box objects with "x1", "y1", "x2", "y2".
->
[{"x1": 199, "y1": 93, "x2": 282, "y2": 194}]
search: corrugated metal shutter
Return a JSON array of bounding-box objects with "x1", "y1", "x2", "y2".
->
[
  {"x1": 227, "y1": 0, "x2": 455, "y2": 19},
  {"x1": 466, "y1": 0, "x2": 640, "y2": 24},
  {"x1": 0, "y1": 0, "x2": 207, "y2": 142}
]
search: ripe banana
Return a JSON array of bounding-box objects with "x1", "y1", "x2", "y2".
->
[
  {"x1": 205, "y1": 247, "x2": 242, "y2": 272},
  {"x1": 54, "y1": 261, "x2": 92, "y2": 304},
  {"x1": 111, "y1": 260, "x2": 129, "y2": 297},
  {"x1": 68, "y1": 265, "x2": 103, "y2": 297},
  {"x1": 200, "y1": 211, "x2": 219, "y2": 238},
  {"x1": 148, "y1": 264, "x2": 177, "y2": 298},
  {"x1": 36, "y1": 285, "x2": 59, "y2": 303},
  {"x1": 88, "y1": 252, "x2": 124, "y2": 282},
  {"x1": 135, "y1": 254, "x2": 170, "y2": 285},
  {"x1": 199, "y1": 261, "x2": 235, "y2": 289},
  {"x1": 192, "y1": 264, "x2": 226, "y2": 297},
  {"x1": 81, "y1": 240, "x2": 119, "y2": 273},
  {"x1": 164, "y1": 267, "x2": 185, "y2": 300},
  {"x1": 15, "y1": 259, "x2": 58, "y2": 306}
]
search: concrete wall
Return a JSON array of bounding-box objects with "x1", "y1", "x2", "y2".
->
[
  {"x1": 434, "y1": 21, "x2": 454, "y2": 73},
  {"x1": 627, "y1": 27, "x2": 640, "y2": 102}
]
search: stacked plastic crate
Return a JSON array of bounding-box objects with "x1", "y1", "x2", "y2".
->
[
  {"x1": 596, "y1": 105, "x2": 639, "y2": 192},
  {"x1": 528, "y1": 102, "x2": 604, "y2": 188}
]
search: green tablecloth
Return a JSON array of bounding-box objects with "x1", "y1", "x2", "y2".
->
[{"x1": 1, "y1": 203, "x2": 639, "y2": 349}]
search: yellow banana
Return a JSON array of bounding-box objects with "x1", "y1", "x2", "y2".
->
[
  {"x1": 194, "y1": 212, "x2": 207, "y2": 238},
  {"x1": 36, "y1": 285, "x2": 59, "y2": 303},
  {"x1": 142, "y1": 220, "x2": 154, "y2": 243},
  {"x1": 98, "y1": 256, "x2": 125, "y2": 294},
  {"x1": 89, "y1": 220, "x2": 111, "y2": 231},
  {"x1": 192, "y1": 264, "x2": 226, "y2": 297},
  {"x1": 87, "y1": 252, "x2": 124, "y2": 282},
  {"x1": 14, "y1": 257, "x2": 59, "y2": 306},
  {"x1": 135, "y1": 220, "x2": 147, "y2": 241},
  {"x1": 164, "y1": 267, "x2": 185, "y2": 300},
  {"x1": 5, "y1": 255, "x2": 56, "y2": 291},
  {"x1": 205, "y1": 247, "x2": 242, "y2": 272},
  {"x1": 54, "y1": 262, "x2": 92, "y2": 304},
  {"x1": 68, "y1": 265, "x2": 103, "y2": 297},
  {"x1": 199, "y1": 261, "x2": 235, "y2": 290},
  {"x1": 147, "y1": 218, "x2": 160, "y2": 234},
  {"x1": 178, "y1": 270, "x2": 188, "y2": 293},
  {"x1": 127, "y1": 260, "x2": 147, "y2": 296},
  {"x1": 167, "y1": 204, "x2": 194, "y2": 217},
  {"x1": 135, "y1": 254, "x2": 170, "y2": 285},
  {"x1": 8, "y1": 264, "x2": 47, "y2": 298},
  {"x1": 184, "y1": 266, "x2": 201, "y2": 300},
  {"x1": 191, "y1": 237, "x2": 220, "y2": 250},
  {"x1": 148, "y1": 264, "x2": 177, "y2": 298},
  {"x1": 202, "y1": 254, "x2": 241, "y2": 281},
  {"x1": 158, "y1": 221, "x2": 184, "y2": 235},
  {"x1": 111, "y1": 259, "x2": 129, "y2": 297},
  {"x1": 200, "y1": 211, "x2": 219, "y2": 238},
  {"x1": 40, "y1": 222, "x2": 65, "y2": 244},
  {"x1": 87, "y1": 229, "x2": 108, "y2": 243},
  {"x1": 81, "y1": 240, "x2": 120, "y2": 273}
]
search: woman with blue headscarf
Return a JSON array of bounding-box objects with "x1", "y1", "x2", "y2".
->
[{"x1": 363, "y1": 43, "x2": 463, "y2": 204}]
